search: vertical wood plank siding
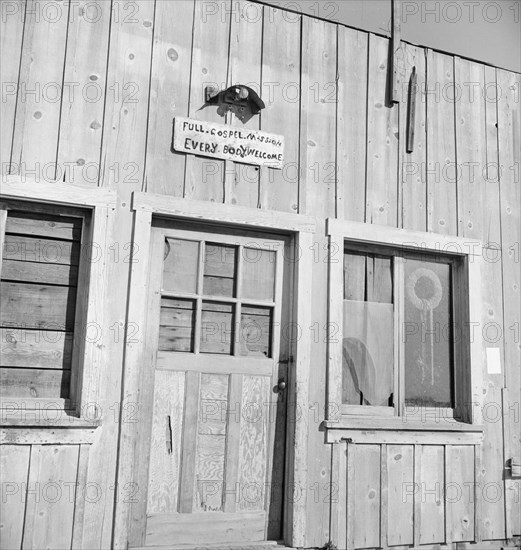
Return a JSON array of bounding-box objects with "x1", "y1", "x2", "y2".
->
[{"x1": 0, "y1": 1, "x2": 519, "y2": 548}]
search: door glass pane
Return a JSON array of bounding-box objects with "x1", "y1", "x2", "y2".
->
[
  {"x1": 203, "y1": 243, "x2": 237, "y2": 297},
  {"x1": 343, "y1": 252, "x2": 394, "y2": 406},
  {"x1": 163, "y1": 239, "x2": 199, "y2": 294},
  {"x1": 240, "y1": 305, "x2": 272, "y2": 357},
  {"x1": 404, "y1": 258, "x2": 453, "y2": 407},
  {"x1": 200, "y1": 301, "x2": 234, "y2": 354},
  {"x1": 241, "y1": 247, "x2": 276, "y2": 301},
  {"x1": 159, "y1": 298, "x2": 195, "y2": 352}
]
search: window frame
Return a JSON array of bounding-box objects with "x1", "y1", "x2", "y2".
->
[
  {"x1": 0, "y1": 176, "x2": 116, "y2": 423},
  {"x1": 327, "y1": 218, "x2": 484, "y2": 430}
]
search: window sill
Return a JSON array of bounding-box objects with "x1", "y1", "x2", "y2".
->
[
  {"x1": 324, "y1": 417, "x2": 484, "y2": 445},
  {"x1": 0, "y1": 418, "x2": 101, "y2": 445}
]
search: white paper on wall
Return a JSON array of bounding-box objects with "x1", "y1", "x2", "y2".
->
[{"x1": 486, "y1": 347, "x2": 502, "y2": 375}]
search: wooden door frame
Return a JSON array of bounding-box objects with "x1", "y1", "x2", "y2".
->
[{"x1": 113, "y1": 192, "x2": 316, "y2": 549}]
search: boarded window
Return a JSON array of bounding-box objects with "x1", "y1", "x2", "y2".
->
[{"x1": 0, "y1": 209, "x2": 84, "y2": 401}]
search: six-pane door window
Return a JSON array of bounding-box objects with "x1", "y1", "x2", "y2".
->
[{"x1": 160, "y1": 236, "x2": 276, "y2": 357}]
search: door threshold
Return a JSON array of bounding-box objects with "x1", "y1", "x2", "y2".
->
[{"x1": 132, "y1": 542, "x2": 295, "y2": 550}]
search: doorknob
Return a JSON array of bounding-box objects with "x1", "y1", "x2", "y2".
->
[{"x1": 277, "y1": 378, "x2": 286, "y2": 391}]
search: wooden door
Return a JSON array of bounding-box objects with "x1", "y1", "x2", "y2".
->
[{"x1": 131, "y1": 224, "x2": 289, "y2": 547}]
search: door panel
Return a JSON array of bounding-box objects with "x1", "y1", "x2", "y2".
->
[{"x1": 132, "y1": 224, "x2": 288, "y2": 547}]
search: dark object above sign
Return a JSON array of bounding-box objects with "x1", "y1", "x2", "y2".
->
[{"x1": 205, "y1": 85, "x2": 265, "y2": 123}]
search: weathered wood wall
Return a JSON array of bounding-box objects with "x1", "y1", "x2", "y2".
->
[{"x1": 1, "y1": 1, "x2": 519, "y2": 549}]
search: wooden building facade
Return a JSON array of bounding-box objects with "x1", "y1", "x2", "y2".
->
[{"x1": 0, "y1": 1, "x2": 519, "y2": 549}]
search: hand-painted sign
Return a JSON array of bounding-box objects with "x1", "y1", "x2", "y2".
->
[{"x1": 173, "y1": 117, "x2": 284, "y2": 169}]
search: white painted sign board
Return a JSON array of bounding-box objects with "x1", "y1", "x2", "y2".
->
[{"x1": 173, "y1": 116, "x2": 284, "y2": 169}]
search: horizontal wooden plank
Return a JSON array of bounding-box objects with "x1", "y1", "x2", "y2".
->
[
  {"x1": 161, "y1": 291, "x2": 275, "y2": 309},
  {"x1": 1, "y1": 176, "x2": 117, "y2": 208},
  {"x1": 204, "y1": 243, "x2": 237, "y2": 278},
  {"x1": 324, "y1": 417, "x2": 484, "y2": 432},
  {"x1": 0, "y1": 282, "x2": 77, "y2": 331},
  {"x1": 0, "y1": 368, "x2": 70, "y2": 398},
  {"x1": 161, "y1": 297, "x2": 195, "y2": 310},
  {"x1": 158, "y1": 326, "x2": 194, "y2": 353},
  {"x1": 203, "y1": 275, "x2": 235, "y2": 297},
  {"x1": 0, "y1": 428, "x2": 96, "y2": 445},
  {"x1": 146, "y1": 511, "x2": 265, "y2": 546},
  {"x1": 1, "y1": 259, "x2": 78, "y2": 286},
  {"x1": 133, "y1": 192, "x2": 316, "y2": 233},
  {"x1": 0, "y1": 413, "x2": 101, "y2": 427},
  {"x1": 202, "y1": 301, "x2": 234, "y2": 313},
  {"x1": 3, "y1": 235, "x2": 80, "y2": 265},
  {"x1": 5, "y1": 211, "x2": 82, "y2": 241},
  {"x1": 160, "y1": 304, "x2": 195, "y2": 327},
  {"x1": 0, "y1": 328, "x2": 73, "y2": 369},
  {"x1": 156, "y1": 352, "x2": 273, "y2": 376},
  {"x1": 326, "y1": 429, "x2": 483, "y2": 445}
]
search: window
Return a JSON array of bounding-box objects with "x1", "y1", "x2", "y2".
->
[
  {"x1": 328, "y1": 219, "x2": 483, "y2": 426},
  {"x1": 0, "y1": 177, "x2": 115, "y2": 420},
  {"x1": 0, "y1": 204, "x2": 86, "y2": 406},
  {"x1": 158, "y1": 229, "x2": 280, "y2": 358}
]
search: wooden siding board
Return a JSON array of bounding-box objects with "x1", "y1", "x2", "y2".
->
[
  {"x1": 100, "y1": 0, "x2": 155, "y2": 192},
  {"x1": 456, "y1": 59, "x2": 498, "y2": 245},
  {"x1": 11, "y1": 0, "x2": 69, "y2": 180},
  {"x1": 0, "y1": 281, "x2": 77, "y2": 331},
  {"x1": 225, "y1": 0, "x2": 263, "y2": 208},
  {"x1": 337, "y1": 28, "x2": 368, "y2": 223},
  {"x1": 300, "y1": 15, "x2": 337, "y2": 547},
  {"x1": 145, "y1": 0, "x2": 195, "y2": 195},
  {"x1": 146, "y1": 370, "x2": 186, "y2": 514},
  {"x1": 300, "y1": 18, "x2": 337, "y2": 220},
  {"x1": 387, "y1": 444, "x2": 414, "y2": 546},
  {"x1": 456, "y1": 58, "x2": 506, "y2": 541},
  {"x1": 71, "y1": 444, "x2": 90, "y2": 550},
  {"x1": 259, "y1": 6, "x2": 301, "y2": 213},
  {"x1": 419, "y1": 445, "x2": 445, "y2": 545},
  {"x1": 426, "y1": 50, "x2": 458, "y2": 236},
  {"x1": 445, "y1": 445, "x2": 475, "y2": 543},
  {"x1": 95, "y1": 3, "x2": 155, "y2": 547},
  {"x1": 22, "y1": 445, "x2": 79, "y2": 550},
  {"x1": 366, "y1": 34, "x2": 399, "y2": 227},
  {"x1": 0, "y1": 445, "x2": 30, "y2": 549},
  {"x1": 400, "y1": 44, "x2": 427, "y2": 231},
  {"x1": 353, "y1": 444, "x2": 381, "y2": 549},
  {"x1": 4, "y1": 211, "x2": 82, "y2": 241},
  {"x1": 0, "y1": 328, "x2": 73, "y2": 370},
  {"x1": 184, "y1": 0, "x2": 231, "y2": 202},
  {"x1": 57, "y1": 0, "x2": 111, "y2": 186},
  {"x1": 0, "y1": 0, "x2": 25, "y2": 170},
  {"x1": 497, "y1": 68, "x2": 521, "y2": 538}
]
